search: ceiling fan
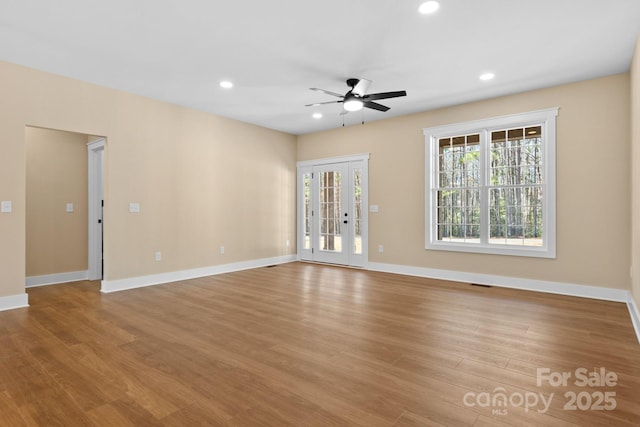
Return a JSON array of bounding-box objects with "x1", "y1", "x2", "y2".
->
[{"x1": 305, "y1": 78, "x2": 407, "y2": 113}]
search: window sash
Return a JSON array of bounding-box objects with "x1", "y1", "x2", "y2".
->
[{"x1": 424, "y1": 108, "x2": 557, "y2": 258}]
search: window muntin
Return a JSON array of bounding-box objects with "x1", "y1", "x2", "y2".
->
[{"x1": 425, "y1": 108, "x2": 557, "y2": 258}]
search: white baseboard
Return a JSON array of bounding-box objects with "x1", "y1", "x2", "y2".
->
[
  {"x1": 26, "y1": 270, "x2": 89, "y2": 288},
  {"x1": 627, "y1": 294, "x2": 640, "y2": 344},
  {"x1": 96, "y1": 256, "x2": 640, "y2": 344},
  {"x1": 367, "y1": 262, "x2": 629, "y2": 302},
  {"x1": 101, "y1": 255, "x2": 297, "y2": 293},
  {"x1": 368, "y1": 262, "x2": 639, "y2": 343},
  {"x1": 0, "y1": 293, "x2": 29, "y2": 312}
]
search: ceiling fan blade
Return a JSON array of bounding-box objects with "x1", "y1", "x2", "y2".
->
[
  {"x1": 351, "y1": 79, "x2": 372, "y2": 96},
  {"x1": 309, "y1": 88, "x2": 344, "y2": 98},
  {"x1": 364, "y1": 90, "x2": 407, "y2": 101},
  {"x1": 364, "y1": 101, "x2": 390, "y2": 112},
  {"x1": 305, "y1": 100, "x2": 343, "y2": 107}
]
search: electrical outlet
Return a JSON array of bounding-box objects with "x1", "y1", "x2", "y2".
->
[
  {"x1": 378, "y1": 244, "x2": 384, "y2": 253},
  {"x1": 155, "y1": 251, "x2": 162, "y2": 261},
  {"x1": 220, "y1": 246, "x2": 225, "y2": 254},
  {"x1": 286, "y1": 239, "x2": 290, "y2": 247},
  {"x1": 66, "y1": 203, "x2": 74, "y2": 213}
]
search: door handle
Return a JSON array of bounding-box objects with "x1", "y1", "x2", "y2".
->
[{"x1": 343, "y1": 220, "x2": 348, "y2": 224}]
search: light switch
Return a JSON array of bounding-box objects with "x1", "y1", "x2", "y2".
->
[
  {"x1": 66, "y1": 203, "x2": 74, "y2": 213},
  {"x1": 369, "y1": 205, "x2": 379, "y2": 213},
  {"x1": 129, "y1": 203, "x2": 140, "y2": 213},
  {"x1": 1, "y1": 201, "x2": 12, "y2": 213}
]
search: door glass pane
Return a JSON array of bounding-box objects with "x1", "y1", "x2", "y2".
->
[
  {"x1": 353, "y1": 168, "x2": 362, "y2": 254},
  {"x1": 303, "y1": 172, "x2": 311, "y2": 250},
  {"x1": 320, "y1": 170, "x2": 342, "y2": 252}
]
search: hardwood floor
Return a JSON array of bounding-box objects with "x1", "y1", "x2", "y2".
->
[{"x1": 1, "y1": 262, "x2": 639, "y2": 426}]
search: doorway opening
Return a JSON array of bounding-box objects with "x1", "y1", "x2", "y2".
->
[{"x1": 25, "y1": 127, "x2": 105, "y2": 287}]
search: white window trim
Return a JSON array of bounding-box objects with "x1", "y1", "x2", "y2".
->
[{"x1": 424, "y1": 108, "x2": 558, "y2": 258}]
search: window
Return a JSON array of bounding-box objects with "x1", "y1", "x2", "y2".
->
[
  {"x1": 302, "y1": 172, "x2": 312, "y2": 250},
  {"x1": 424, "y1": 108, "x2": 558, "y2": 258},
  {"x1": 353, "y1": 167, "x2": 363, "y2": 255}
]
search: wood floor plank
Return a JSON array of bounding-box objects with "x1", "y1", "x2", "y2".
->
[
  {"x1": 393, "y1": 410, "x2": 447, "y2": 426},
  {"x1": 0, "y1": 390, "x2": 27, "y2": 427},
  {"x1": 0, "y1": 262, "x2": 637, "y2": 425}
]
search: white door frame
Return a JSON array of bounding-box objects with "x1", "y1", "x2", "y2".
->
[
  {"x1": 297, "y1": 154, "x2": 369, "y2": 267},
  {"x1": 87, "y1": 138, "x2": 105, "y2": 280}
]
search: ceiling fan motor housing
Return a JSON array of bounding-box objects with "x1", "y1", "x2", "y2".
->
[{"x1": 346, "y1": 78, "x2": 360, "y2": 88}]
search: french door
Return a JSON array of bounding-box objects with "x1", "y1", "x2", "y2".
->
[{"x1": 297, "y1": 155, "x2": 368, "y2": 267}]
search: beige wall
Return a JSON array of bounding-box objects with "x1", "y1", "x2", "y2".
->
[
  {"x1": 26, "y1": 127, "x2": 88, "y2": 277},
  {"x1": 0, "y1": 58, "x2": 633, "y2": 300},
  {"x1": 298, "y1": 74, "x2": 631, "y2": 290},
  {"x1": 631, "y1": 36, "x2": 640, "y2": 307},
  {"x1": 0, "y1": 61, "x2": 297, "y2": 298}
]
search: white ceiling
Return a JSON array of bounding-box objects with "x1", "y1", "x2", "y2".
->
[{"x1": 1, "y1": 0, "x2": 639, "y2": 135}]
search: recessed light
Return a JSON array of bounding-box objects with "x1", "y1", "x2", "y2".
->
[
  {"x1": 312, "y1": 113, "x2": 323, "y2": 119},
  {"x1": 419, "y1": 1, "x2": 440, "y2": 14},
  {"x1": 220, "y1": 81, "x2": 233, "y2": 89},
  {"x1": 479, "y1": 72, "x2": 495, "y2": 81}
]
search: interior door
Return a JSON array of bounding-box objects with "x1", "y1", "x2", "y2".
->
[
  {"x1": 88, "y1": 139, "x2": 105, "y2": 280},
  {"x1": 298, "y1": 157, "x2": 368, "y2": 267}
]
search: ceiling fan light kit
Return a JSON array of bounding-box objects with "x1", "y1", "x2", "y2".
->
[{"x1": 343, "y1": 98, "x2": 364, "y2": 112}]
